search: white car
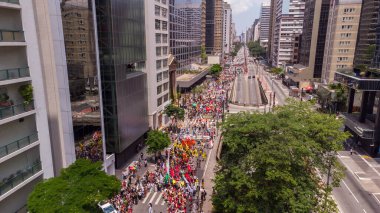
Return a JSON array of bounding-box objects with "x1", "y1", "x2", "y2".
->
[{"x1": 98, "y1": 202, "x2": 118, "y2": 213}]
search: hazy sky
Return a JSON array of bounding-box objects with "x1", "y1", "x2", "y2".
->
[{"x1": 226, "y1": 0, "x2": 268, "y2": 34}]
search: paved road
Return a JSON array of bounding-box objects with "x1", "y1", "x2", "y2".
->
[
  {"x1": 333, "y1": 151, "x2": 380, "y2": 213},
  {"x1": 231, "y1": 71, "x2": 262, "y2": 106}
]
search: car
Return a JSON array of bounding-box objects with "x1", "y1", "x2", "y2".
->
[{"x1": 98, "y1": 201, "x2": 118, "y2": 213}]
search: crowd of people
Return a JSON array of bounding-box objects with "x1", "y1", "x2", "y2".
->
[{"x1": 107, "y1": 66, "x2": 235, "y2": 213}]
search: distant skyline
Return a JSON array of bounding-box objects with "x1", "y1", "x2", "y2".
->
[{"x1": 226, "y1": 0, "x2": 268, "y2": 34}]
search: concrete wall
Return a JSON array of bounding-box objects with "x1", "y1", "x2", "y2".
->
[
  {"x1": 0, "y1": 47, "x2": 27, "y2": 69},
  {"x1": 0, "y1": 8, "x2": 22, "y2": 30},
  {"x1": 0, "y1": 115, "x2": 36, "y2": 148}
]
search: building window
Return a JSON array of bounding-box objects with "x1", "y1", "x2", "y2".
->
[
  {"x1": 340, "y1": 33, "x2": 351, "y2": 38},
  {"x1": 341, "y1": 25, "x2": 353, "y2": 30},
  {"x1": 156, "y1": 47, "x2": 161, "y2": 56},
  {"x1": 164, "y1": 94, "x2": 169, "y2": 102},
  {"x1": 157, "y1": 85, "x2": 162, "y2": 94},
  {"x1": 156, "y1": 33, "x2": 161, "y2": 43},
  {"x1": 162, "y1": 34, "x2": 168, "y2": 43},
  {"x1": 342, "y1": 17, "x2": 354, "y2": 22},
  {"x1": 338, "y1": 49, "x2": 349, "y2": 53},
  {"x1": 162, "y1": 59, "x2": 168, "y2": 67},
  {"x1": 157, "y1": 97, "x2": 162, "y2": 107},
  {"x1": 156, "y1": 60, "x2": 162, "y2": 69},
  {"x1": 155, "y1": 5, "x2": 160, "y2": 16},
  {"x1": 162, "y1": 0, "x2": 167, "y2": 4},
  {"x1": 162, "y1": 21, "x2": 168, "y2": 30},
  {"x1": 163, "y1": 82, "x2": 169, "y2": 91},
  {"x1": 162, "y1": 8, "x2": 167, "y2": 17},
  {"x1": 163, "y1": 47, "x2": 168, "y2": 55},
  {"x1": 337, "y1": 57, "x2": 348, "y2": 62},
  {"x1": 157, "y1": 73, "x2": 162, "y2": 82},
  {"x1": 155, "y1": 20, "x2": 161, "y2": 30},
  {"x1": 163, "y1": 71, "x2": 169, "y2": 79},
  {"x1": 336, "y1": 65, "x2": 348, "y2": 69},
  {"x1": 339, "y1": 41, "x2": 350, "y2": 46},
  {"x1": 343, "y1": 8, "x2": 355, "y2": 13}
]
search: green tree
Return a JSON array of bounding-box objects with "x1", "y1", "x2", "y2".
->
[
  {"x1": 212, "y1": 100, "x2": 350, "y2": 213},
  {"x1": 247, "y1": 41, "x2": 265, "y2": 57},
  {"x1": 201, "y1": 45, "x2": 207, "y2": 63},
  {"x1": 145, "y1": 130, "x2": 171, "y2": 157},
  {"x1": 270, "y1": 67, "x2": 283, "y2": 75},
  {"x1": 209, "y1": 64, "x2": 223, "y2": 76},
  {"x1": 28, "y1": 159, "x2": 120, "y2": 213},
  {"x1": 164, "y1": 103, "x2": 185, "y2": 121}
]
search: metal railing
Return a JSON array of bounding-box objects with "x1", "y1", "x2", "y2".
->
[
  {"x1": 0, "y1": 102, "x2": 35, "y2": 120},
  {"x1": 0, "y1": 68, "x2": 29, "y2": 81},
  {"x1": 0, "y1": 30, "x2": 24, "y2": 42},
  {"x1": 0, "y1": 133, "x2": 38, "y2": 159},
  {"x1": 0, "y1": 0, "x2": 19, "y2": 4},
  {"x1": 0, "y1": 161, "x2": 41, "y2": 196}
]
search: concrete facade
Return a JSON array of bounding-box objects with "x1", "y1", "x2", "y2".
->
[
  {"x1": 259, "y1": 2, "x2": 271, "y2": 48},
  {"x1": 322, "y1": 0, "x2": 362, "y2": 83},
  {"x1": 144, "y1": 0, "x2": 171, "y2": 130},
  {"x1": 222, "y1": 2, "x2": 232, "y2": 54}
]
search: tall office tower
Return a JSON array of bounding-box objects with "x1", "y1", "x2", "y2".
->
[
  {"x1": 252, "y1": 19, "x2": 260, "y2": 42},
  {"x1": 94, "y1": 0, "x2": 148, "y2": 168},
  {"x1": 293, "y1": 0, "x2": 330, "y2": 79},
  {"x1": 170, "y1": 0, "x2": 205, "y2": 69},
  {"x1": 354, "y1": 0, "x2": 380, "y2": 66},
  {"x1": 222, "y1": 2, "x2": 232, "y2": 54},
  {"x1": 144, "y1": 0, "x2": 171, "y2": 130},
  {"x1": 259, "y1": 2, "x2": 271, "y2": 48},
  {"x1": 272, "y1": 0, "x2": 305, "y2": 67},
  {"x1": 213, "y1": 0, "x2": 223, "y2": 54},
  {"x1": 205, "y1": 0, "x2": 215, "y2": 54},
  {"x1": 322, "y1": 0, "x2": 362, "y2": 83},
  {"x1": 0, "y1": 0, "x2": 55, "y2": 211}
]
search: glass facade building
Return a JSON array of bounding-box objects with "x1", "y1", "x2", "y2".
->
[
  {"x1": 354, "y1": 0, "x2": 380, "y2": 67},
  {"x1": 205, "y1": 0, "x2": 215, "y2": 54},
  {"x1": 61, "y1": 0, "x2": 148, "y2": 168}
]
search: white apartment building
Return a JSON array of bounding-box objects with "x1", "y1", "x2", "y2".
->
[
  {"x1": 0, "y1": 0, "x2": 55, "y2": 211},
  {"x1": 272, "y1": 0, "x2": 305, "y2": 67},
  {"x1": 259, "y1": 2, "x2": 271, "y2": 48},
  {"x1": 322, "y1": 0, "x2": 362, "y2": 83},
  {"x1": 223, "y1": 2, "x2": 232, "y2": 54},
  {"x1": 254, "y1": 21, "x2": 260, "y2": 42},
  {"x1": 145, "y1": 0, "x2": 171, "y2": 129}
]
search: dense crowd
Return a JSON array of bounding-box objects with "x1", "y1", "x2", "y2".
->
[{"x1": 108, "y1": 66, "x2": 235, "y2": 212}]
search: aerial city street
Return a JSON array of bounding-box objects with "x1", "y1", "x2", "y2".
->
[{"x1": 1, "y1": 0, "x2": 380, "y2": 212}]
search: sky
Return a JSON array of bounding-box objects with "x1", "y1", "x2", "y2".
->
[{"x1": 225, "y1": 0, "x2": 268, "y2": 34}]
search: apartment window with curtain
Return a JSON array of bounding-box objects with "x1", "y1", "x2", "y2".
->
[
  {"x1": 155, "y1": 20, "x2": 161, "y2": 30},
  {"x1": 155, "y1": 5, "x2": 160, "y2": 16}
]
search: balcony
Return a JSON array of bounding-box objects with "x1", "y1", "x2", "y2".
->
[
  {"x1": 0, "y1": 161, "x2": 41, "y2": 196},
  {"x1": 0, "y1": 133, "x2": 38, "y2": 160},
  {"x1": 0, "y1": 30, "x2": 25, "y2": 45},
  {"x1": 0, "y1": 0, "x2": 19, "y2": 4},
  {"x1": 0, "y1": 68, "x2": 30, "y2": 85},
  {"x1": 0, "y1": 102, "x2": 34, "y2": 121}
]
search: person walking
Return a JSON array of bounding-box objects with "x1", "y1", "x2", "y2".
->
[
  {"x1": 148, "y1": 203, "x2": 153, "y2": 213},
  {"x1": 350, "y1": 147, "x2": 353, "y2": 155}
]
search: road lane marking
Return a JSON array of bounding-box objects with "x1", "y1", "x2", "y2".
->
[
  {"x1": 142, "y1": 191, "x2": 151, "y2": 204},
  {"x1": 161, "y1": 200, "x2": 166, "y2": 205},
  {"x1": 149, "y1": 192, "x2": 157, "y2": 204},
  {"x1": 358, "y1": 155, "x2": 380, "y2": 177},
  {"x1": 342, "y1": 180, "x2": 359, "y2": 203},
  {"x1": 371, "y1": 193, "x2": 380, "y2": 205},
  {"x1": 363, "y1": 209, "x2": 367, "y2": 213},
  {"x1": 155, "y1": 192, "x2": 163, "y2": 205}
]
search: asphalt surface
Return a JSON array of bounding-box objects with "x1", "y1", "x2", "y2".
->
[{"x1": 231, "y1": 67, "x2": 262, "y2": 106}]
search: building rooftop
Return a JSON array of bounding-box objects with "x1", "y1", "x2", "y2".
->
[{"x1": 335, "y1": 69, "x2": 380, "y2": 90}]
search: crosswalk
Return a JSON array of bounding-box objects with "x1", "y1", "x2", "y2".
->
[{"x1": 141, "y1": 191, "x2": 166, "y2": 206}]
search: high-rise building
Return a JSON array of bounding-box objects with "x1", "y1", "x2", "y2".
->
[
  {"x1": 60, "y1": 0, "x2": 149, "y2": 170},
  {"x1": 272, "y1": 0, "x2": 305, "y2": 67},
  {"x1": 214, "y1": 0, "x2": 223, "y2": 54},
  {"x1": 252, "y1": 19, "x2": 260, "y2": 42},
  {"x1": 259, "y1": 2, "x2": 271, "y2": 48},
  {"x1": 322, "y1": 0, "x2": 362, "y2": 83},
  {"x1": 205, "y1": 0, "x2": 223, "y2": 54},
  {"x1": 170, "y1": 0, "x2": 205, "y2": 69},
  {"x1": 144, "y1": 0, "x2": 171, "y2": 130},
  {"x1": 354, "y1": 0, "x2": 380, "y2": 66},
  {"x1": 298, "y1": 0, "x2": 330, "y2": 79},
  {"x1": 222, "y1": 2, "x2": 232, "y2": 54},
  {"x1": 0, "y1": 0, "x2": 55, "y2": 211}
]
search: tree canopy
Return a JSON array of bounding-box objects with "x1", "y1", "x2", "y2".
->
[
  {"x1": 28, "y1": 159, "x2": 120, "y2": 213},
  {"x1": 270, "y1": 67, "x2": 283, "y2": 75},
  {"x1": 212, "y1": 100, "x2": 350, "y2": 213},
  {"x1": 248, "y1": 41, "x2": 266, "y2": 57},
  {"x1": 164, "y1": 103, "x2": 185, "y2": 121},
  {"x1": 145, "y1": 130, "x2": 171, "y2": 154},
  {"x1": 209, "y1": 64, "x2": 223, "y2": 76}
]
